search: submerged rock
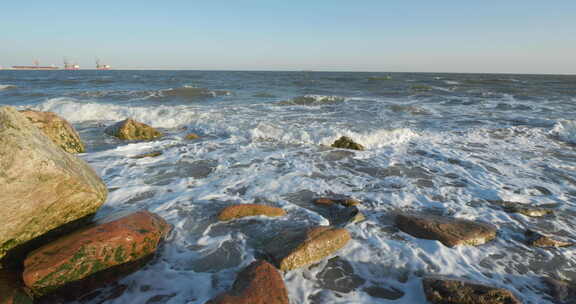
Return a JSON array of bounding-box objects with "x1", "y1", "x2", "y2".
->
[
  {"x1": 185, "y1": 133, "x2": 200, "y2": 140},
  {"x1": 206, "y1": 260, "x2": 289, "y2": 304},
  {"x1": 131, "y1": 151, "x2": 163, "y2": 159},
  {"x1": 0, "y1": 270, "x2": 33, "y2": 304},
  {"x1": 23, "y1": 210, "x2": 171, "y2": 297},
  {"x1": 104, "y1": 118, "x2": 162, "y2": 140},
  {"x1": 542, "y1": 277, "x2": 576, "y2": 304},
  {"x1": 331, "y1": 136, "x2": 364, "y2": 151},
  {"x1": 395, "y1": 213, "x2": 497, "y2": 247},
  {"x1": 423, "y1": 277, "x2": 521, "y2": 304},
  {"x1": 20, "y1": 109, "x2": 85, "y2": 153},
  {"x1": 314, "y1": 197, "x2": 362, "y2": 207},
  {"x1": 525, "y1": 230, "x2": 574, "y2": 248},
  {"x1": 0, "y1": 106, "x2": 107, "y2": 260},
  {"x1": 218, "y1": 204, "x2": 286, "y2": 221},
  {"x1": 266, "y1": 226, "x2": 351, "y2": 271},
  {"x1": 497, "y1": 201, "x2": 554, "y2": 217}
]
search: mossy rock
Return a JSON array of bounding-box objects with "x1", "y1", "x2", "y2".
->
[
  {"x1": 185, "y1": 133, "x2": 200, "y2": 140},
  {"x1": 423, "y1": 277, "x2": 521, "y2": 304},
  {"x1": 20, "y1": 110, "x2": 85, "y2": 153},
  {"x1": 331, "y1": 136, "x2": 364, "y2": 151},
  {"x1": 104, "y1": 118, "x2": 162, "y2": 140}
]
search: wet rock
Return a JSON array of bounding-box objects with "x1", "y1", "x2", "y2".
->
[
  {"x1": 395, "y1": 213, "x2": 497, "y2": 247},
  {"x1": 218, "y1": 204, "x2": 286, "y2": 221},
  {"x1": 0, "y1": 106, "x2": 108, "y2": 259},
  {"x1": 363, "y1": 285, "x2": 405, "y2": 300},
  {"x1": 266, "y1": 226, "x2": 351, "y2": 271},
  {"x1": 104, "y1": 118, "x2": 162, "y2": 140},
  {"x1": 315, "y1": 257, "x2": 365, "y2": 293},
  {"x1": 206, "y1": 260, "x2": 289, "y2": 304},
  {"x1": 497, "y1": 201, "x2": 554, "y2": 217},
  {"x1": 423, "y1": 277, "x2": 521, "y2": 304},
  {"x1": 131, "y1": 151, "x2": 163, "y2": 159},
  {"x1": 331, "y1": 136, "x2": 365, "y2": 151},
  {"x1": 525, "y1": 230, "x2": 574, "y2": 248},
  {"x1": 0, "y1": 270, "x2": 33, "y2": 304},
  {"x1": 23, "y1": 210, "x2": 171, "y2": 297},
  {"x1": 184, "y1": 133, "x2": 200, "y2": 140},
  {"x1": 314, "y1": 197, "x2": 362, "y2": 207},
  {"x1": 542, "y1": 277, "x2": 576, "y2": 304},
  {"x1": 20, "y1": 109, "x2": 85, "y2": 153}
]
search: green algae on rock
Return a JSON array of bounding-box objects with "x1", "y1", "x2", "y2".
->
[
  {"x1": 22, "y1": 210, "x2": 171, "y2": 297},
  {"x1": 331, "y1": 136, "x2": 365, "y2": 151},
  {"x1": 104, "y1": 118, "x2": 162, "y2": 140},
  {"x1": 206, "y1": 260, "x2": 289, "y2": 304},
  {"x1": 20, "y1": 109, "x2": 85, "y2": 153},
  {"x1": 218, "y1": 204, "x2": 286, "y2": 221},
  {"x1": 0, "y1": 106, "x2": 107, "y2": 260}
]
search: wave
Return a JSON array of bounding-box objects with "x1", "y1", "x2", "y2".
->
[
  {"x1": 550, "y1": 120, "x2": 576, "y2": 144},
  {"x1": 0, "y1": 84, "x2": 17, "y2": 90},
  {"x1": 160, "y1": 86, "x2": 231, "y2": 100},
  {"x1": 68, "y1": 86, "x2": 232, "y2": 102},
  {"x1": 278, "y1": 95, "x2": 346, "y2": 106},
  {"x1": 28, "y1": 97, "x2": 199, "y2": 128}
]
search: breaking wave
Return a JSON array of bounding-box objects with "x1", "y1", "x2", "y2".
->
[
  {"x1": 551, "y1": 120, "x2": 576, "y2": 144},
  {"x1": 0, "y1": 84, "x2": 17, "y2": 90},
  {"x1": 278, "y1": 95, "x2": 346, "y2": 106}
]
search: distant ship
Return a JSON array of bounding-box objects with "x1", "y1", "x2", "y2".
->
[
  {"x1": 96, "y1": 58, "x2": 111, "y2": 70},
  {"x1": 63, "y1": 57, "x2": 80, "y2": 70},
  {"x1": 12, "y1": 60, "x2": 59, "y2": 70}
]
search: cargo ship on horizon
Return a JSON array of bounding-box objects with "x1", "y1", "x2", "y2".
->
[{"x1": 11, "y1": 60, "x2": 58, "y2": 70}]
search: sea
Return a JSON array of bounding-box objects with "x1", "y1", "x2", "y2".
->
[{"x1": 1, "y1": 70, "x2": 576, "y2": 303}]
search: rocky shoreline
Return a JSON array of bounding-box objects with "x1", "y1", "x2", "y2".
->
[{"x1": 1, "y1": 105, "x2": 573, "y2": 303}]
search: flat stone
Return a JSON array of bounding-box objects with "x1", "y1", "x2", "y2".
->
[
  {"x1": 20, "y1": 110, "x2": 85, "y2": 153},
  {"x1": 206, "y1": 260, "x2": 289, "y2": 304},
  {"x1": 0, "y1": 270, "x2": 33, "y2": 304},
  {"x1": 0, "y1": 106, "x2": 108, "y2": 259},
  {"x1": 525, "y1": 230, "x2": 573, "y2": 248},
  {"x1": 266, "y1": 226, "x2": 351, "y2": 271},
  {"x1": 396, "y1": 213, "x2": 497, "y2": 247},
  {"x1": 423, "y1": 277, "x2": 521, "y2": 304},
  {"x1": 331, "y1": 136, "x2": 364, "y2": 151},
  {"x1": 104, "y1": 118, "x2": 162, "y2": 140},
  {"x1": 218, "y1": 204, "x2": 286, "y2": 221},
  {"x1": 23, "y1": 210, "x2": 171, "y2": 297}
]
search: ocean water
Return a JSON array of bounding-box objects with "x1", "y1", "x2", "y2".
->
[{"x1": 1, "y1": 70, "x2": 576, "y2": 303}]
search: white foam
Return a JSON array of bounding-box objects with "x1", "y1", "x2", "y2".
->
[
  {"x1": 0, "y1": 84, "x2": 16, "y2": 90},
  {"x1": 551, "y1": 119, "x2": 576, "y2": 144}
]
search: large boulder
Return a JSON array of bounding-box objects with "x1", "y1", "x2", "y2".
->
[
  {"x1": 104, "y1": 118, "x2": 162, "y2": 140},
  {"x1": 22, "y1": 210, "x2": 171, "y2": 297},
  {"x1": 19, "y1": 110, "x2": 85, "y2": 153},
  {"x1": 206, "y1": 260, "x2": 289, "y2": 304},
  {"x1": 0, "y1": 106, "x2": 107, "y2": 259},
  {"x1": 331, "y1": 136, "x2": 364, "y2": 151},
  {"x1": 396, "y1": 213, "x2": 497, "y2": 247},
  {"x1": 423, "y1": 277, "x2": 521, "y2": 304},
  {"x1": 266, "y1": 226, "x2": 351, "y2": 271},
  {"x1": 0, "y1": 270, "x2": 33, "y2": 304},
  {"x1": 218, "y1": 204, "x2": 286, "y2": 221}
]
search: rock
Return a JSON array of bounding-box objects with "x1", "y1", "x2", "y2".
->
[
  {"x1": 525, "y1": 230, "x2": 573, "y2": 248},
  {"x1": 206, "y1": 260, "x2": 289, "y2": 304},
  {"x1": 218, "y1": 204, "x2": 286, "y2": 221},
  {"x1": 314, "y1": 197, "x2": 361, "y2": 207},
  {"x1": 542, "y1": 277, "x2": 576, "y2": 304},
  {"x1": 0, "y1": 270, "x2": 33, "y2": 304},
  {"x1": 131, "y1": 151, "x2": 163, "y2": 159},
  {"x1": 498, "y1": 201, "x2": 554, "y2": 217},
  {"x1": 23, "y1": 210, "x2": 171, "y2": 297},
  {"x1": 20, "y1": 110, "x2": 85, "y2": 153},
  {"x1": 395, "y1": 213, "x2": 497, "y2": 247},
  {"x1": 104, "y1": 118, "x2": 162, "y2": 140},
  {"x1": 315, "y1": 256, "x2": 365, "y2": 293},
  {"x1": 423, "y1": 277, "x2": 521, "y2": 304},
  {"x1": 331, "y1": 136, "x2": 364, "y2": 151},
  {"x1": 0, "y1": 106, "x2": 108, "y2": 259},
  {"x1": 266, "y1": 226, "x2": 351, "y2": 271},
  {"x1": 185, "y1": 133, "x2": 200, "y2": 140}
]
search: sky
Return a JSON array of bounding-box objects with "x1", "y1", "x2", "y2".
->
[{"x1": 1, "y1": 1, "x2": 575, "y2": 74}]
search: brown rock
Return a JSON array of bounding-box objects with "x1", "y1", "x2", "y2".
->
[
  {"x1": 331, "y1": 136, "x2": 364, "y2": 151},
  {"x1": 498, "y1": 201, "x2": 554, "y2": 217},
  {"x1": 395, "y1": 213, "x2": 497, "y2": 247},
  {"x1": 20, "y1": 110, "x2": 85, "y2": 153},
  {"x1": 104, "y1": 118, "x2": 162, "y2": 140},
  {"x1": 185, "y1": 133, "x2": 200, "y2": 140},
  {"x1": 0, "y1": 270, "x2": 33, "y2": 304},
  {"x1": 23, "y1": 210, "x2": 171, "y2": 297},
  {"x1": 525, "y1": 230, "x2": 573, "y2": 248},
  {"x1": 314, "y1": 197, "x2": 362, "y2": 207},
  {"x1": 131, "y1": 151, "x2": 163, "y2": 159},
  {"x1": 206, "y1": 260, "x2": 289, "y2": 304},
  {"x1": 0, "y1": 106, "x2": 107, "y2": 259},
  {"x1": 266, "y1": 226, "x2": 351, "y2": 271},
  {"x1": 218, "y1": 204, "x2": 286, "y2": 221},
  {"x1": 542, "y1": 277, "x2": 576, "y2": 304},
  {"x1": 423, "y1": 277, "x2": 521, "y2": 304}
]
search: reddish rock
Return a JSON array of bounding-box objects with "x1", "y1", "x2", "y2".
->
[
  {"x1": 396, "y1": 213, "x2": 497, "y2": 247},
  {"x1": 20, "y1": 110, "x2": 85, "y2": 153},
  {"x1": 104, "y1": 118, "x2": 162, "y2": 140},
  {"x1": 266, "y1": 226, "x2": 351, "y2": 271},
  {"x1": 23, "y1": 210, "x2": 171, "y2": 297},
  {"x1": 0, "y1": 270, "x2": 33, "y2": 304},
  {"x1": 423, "y1": 277, "x2": 521, "y2": 304},
  {"x1": 218, "y1": 204, "x2": 286, "y2": 221},
  {"x1": 206, "y1": 260, "x2": 289, "y2": 304}
]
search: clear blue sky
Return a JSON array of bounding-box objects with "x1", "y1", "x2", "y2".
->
[{"x1": 1, "y1": 1, "x2": 575, "y2": 73}]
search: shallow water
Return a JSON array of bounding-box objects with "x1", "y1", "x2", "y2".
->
[{"x1": 2, "y1": 70, "x2": 576, "y2": 303}]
